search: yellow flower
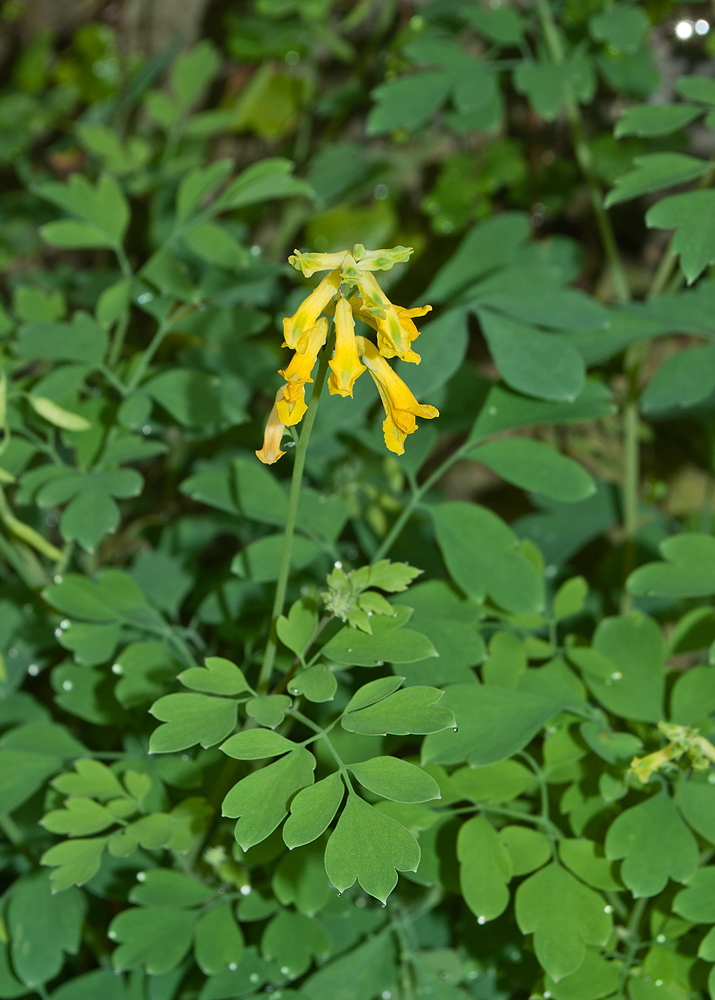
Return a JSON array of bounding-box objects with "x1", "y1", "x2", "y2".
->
[
  {"x1": 351, "y1": 273, "x2": 429, "y2": 363},
  {"x1": 283, "y1": 270, "x2": 341, "y2": 349},
  {"x1": 277, "y1": 316, "x2": 329, "y2": 425},
  {"x1": 256, "y1": 388, "x2": 288, "y2": 465},
  {"x1": 328, "y1": 297, "x2": 365, "y2": 397},
  {"x1": 356, "y1": 336, "x2": 438, "y2": 455},
  {"x1": 289, "y1": 250, "x2": 349, "y2": 278}
]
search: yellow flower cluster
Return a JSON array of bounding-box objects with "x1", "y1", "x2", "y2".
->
[{"x1": 256, "y1": 245, "x2": 439, "y2": 465}]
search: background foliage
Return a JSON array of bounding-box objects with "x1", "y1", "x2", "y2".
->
[{"x1": 2, "y1": 1, "x2": 715, "y2": 999}]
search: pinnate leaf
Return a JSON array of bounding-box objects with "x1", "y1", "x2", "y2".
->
[
  {"x1": 283, "y1": 773, "x2": 345, "y2": 850},
  {"x1": 349, "y1": 757, "x2": 440, "y2": 803},
  {"x1": 341, "y1": 686, "x2": 455, "y2": 736}
]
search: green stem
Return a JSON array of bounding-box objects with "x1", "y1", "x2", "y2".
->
[
  {"x1": 256, "y1": 341, "x2": 332, "y2": 693},
  {"x1": 124, "y1": 304, "x2": 197, "y2": 396},
  {"x1": 617, "y1": 896, "x2": 648, "y2": 995},
  {"x1": 536, "y1": 0, "x2": 629, "y2": 304},
  {"x1": 107, "y1": 309, "x2": 131, "y2": 370},
  {"x1": 371, "y1": 447, "x2": 465, "y2": 565}
]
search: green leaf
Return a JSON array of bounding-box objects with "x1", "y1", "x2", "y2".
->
[
  {"x1": 324, "y1": 794, "x2": 420, "y2": 903},
  {"x1": 40, "y1": 220, "x2": 116, "y2": 249},
  {"x1": 628, "y1": 534, "x2": 715, "y2": 599},
  {"x1": 176, "y1": 159, "x2": 233, "y2": 220},
  {"x1": 514, "y1": 56, "x2": 594, "y2": 120},
  {"x1": 469, "y1": 380, "x2": 615, "y2": 443},
  {"x1": 367, "y1": 71, "x2": 452, "y2": 135},
  {"x1": 41, "y1": 797, "x2": 115, "y2": 837},
  {"x1": 671, "y1": 666, "x2": 715, "y2": 725},
  {"x1": 50, "y1": 970, "x2": 124, "y2": 1000},
  {"x1": 7, "y1": 873, "x2": 85, "y2": 986},
  {"x1": 283, "y1": 773, "x2": 345, "y2": 850},
  {"x1": 245, "y1": 694, "x2": 291, "y2": 729},
  {"x1": 40, "y1": 836, "x2": 108, "y2": 892},
  {"x1": 544, "y1": 950, "x2": 621, "y2": 1000},
  {"x1": 349, "y1": 757, "x2": 440, "y2": 803},
  {"x1": 302, "y1": 936, "x2": 396, "y2": 1000},
  {"x1": 646, "y1": 190, "x2": 715, "y2": 284},
  {"x1": 432, "y1": 502, "x2": 544, "y2": 613},
  {"x1": 605, "y1": 793, "x2": 698, "y2": 897},
  {"x1": 675, "y1": 780, "x2": 715, "y2": 845},
  {"x1": 499, "y1": 825, "x2": 551, "y2": 876},
  {"x1": 423, "y1": 213, "x2": 530, "y2": 303},
  {"x1": 42, "y1": 568, "x2": 159, "y2": 627},
  {"x1": 129, "y1": 869, "x2": 214, "y2": 908},
  {"x1": 584, "y1": 613, "x2": 665, "y2": 723},
  {"x1": 113, "y1": 641, "x2": 181, "y2": 708},
  {"x1": 52, "y1": 759, "x2": 125, "y2": 799},
  {"x1": 27, "y1": 397, "x2": 91, "y2": 431},
  {"x1": 179, "y1": 656, "x2": 253, "y2": 696},
  {"x1": 0, "y1": 749, "x2": 64, "y2": 813},
  {"x1": 463, "y1": 5, "x2": 524, "y2": 44},
  {"x1": 470, "y1": 438, "x2": 595, "y2": 503},
  {"x1": 615, "y1": 103, "x2": 703, "y2": 137},
  {"x1": 287, "y1": 664, "x2": 337, "y2": 703},
  {"x1": 36, "y1": 174, "x2": 129, "y2": 246},
  {"x1": 478, "y1": 310, "x2": 585, "y2": 402},
  {"x1": 559, "y1": 839, "x2": 622, "y2": 891},
  {"x1": 194, "y1": 902, "x2": 244, "y2": 976},
  {"x1": 213, "y1": 158, "x2": 312, "y2": 212},
  {"x1": 472, "y1": 268, "x2": 609, "y2": 331},
  {"x1": 450, "y1": 760, "x2": 536, "y2": 803},
  {"x1": 673, "y1": 868, "x2": 715, "y2": 923},
  {"x1": 220, "y1": 729, "x2": 296, "y2": 760},
  {"x1": 321, "y1": 620, "x2": 437, "y2": 667},
  {"x1": 149, "y1": 693, "x2": 238, "y2": 753},
  {"x1": 222, "y1": 747, "x2": 316, "y2": 850},
  {"x1": 183, "y1": 223, "x2": 249, "y2": 269},
  {"x1": 144, "y1": 369, "x2": 226, "y2": 428},
  {"x1": 553, "y1": 577, "x2": 588, "y2": 622},
  {"x1": 341, "y1": 686, "x2": 455, "y2": 736},
  {"x1": 458, "y1": 815, "x2": 512, "y2": 923},
  {"x1": 421, "y1": 683, "x2": 564, "y2": 767},
  {"x1": 515, "y1": 863, "x2": 612, "y2": 982},
  {"x1": 109, "y1": 907, "x2": 197, "y2": 975},
  {"x1": 590, "y1": 4, "x2": 649, "y2": 52},
  {"x1": 231, "y1": 533, "x2": 322, "y2": 583},
  {"x1": 579, "y1": 721, "x2": 642, "y2": 765},
  {"x1": 15, "y1": 313, "x2": 109, "y2": 365},
  {"x1": 605, "y1": 153, "x2": 710, "y2": 208},
  {"x1": 344, "y1": 676, "x2": 405, "y2": 713},
  {"x1": 262, "y1": 910, "x2": 331, "y2": 978},
  {"x1": 277, "y1": 599, "x2": 318, "y2": 659},
  {"x1": 641, "y1": 343, "x2": 715, "y2": 413},
  {"x1": 170, "y1": 40, "x2": 220, "y2": 110}
]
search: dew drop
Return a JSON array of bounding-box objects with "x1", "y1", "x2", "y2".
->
[
  {"x1": 28, "y1": 664, "x2": 39, "y2": 676},
  {"x1": 611, "y1": 671, "x2": 622, "y2": 681},
  {"x1": 488, "y1": 406, "x2": 497, "y2": 416},
  {"x1": 656, "y1": 934, "x2": 666, "y2": 943},
  {"x1": 346, "y1": 649, "x2": 352, "y2": 653},
  {"x1": 240, "y1": 884, "x2": 252, "y2": 896},
  {"x1": 337, "y1": 891, "x2": 343, "y2": 897},
  {"x1": 217, "y1": 886, "x2": 226, "y2": 895},
  {"x1": 136, "y1": 871, "x2": 146, "y2": 881},
  {"x1": 452, "y1": 727, "x2": 459, "y2": 733},
  {"x1": 62, "y1": 680, "x2": 73, "y2": 691},
  {"x1": 181, "y1": 754, "x2": 189, "y2": 761},
  {"x1": 655, "y1": 981, "x2": 663, "y2": 987},
  {"x1": 603, "y1": 905, "x2": 613, "y2": 914},
  {"x1": 53, "y1": 574, "x2": 63, "y2": 583},
  {"x1": 382, "y1": 992, "x2": 392, "y2": 999},
  {"x1": 249, "y1": 973, "x2": 260, "y2": 983},
  {"x1": 54, "y1": 629, "x2": 63, "y2": 638},
  {"x1": 477, "y1": 916, "x2": 486, "y2": 925},
  {"x1": 280, "y1": 966, "x2": 290, "y2": 975},
  {"x1": 228, "y1": 963, "x2": 237, "y2": 971},
  {"x1": 468, "y1": 971, "x2": 478, "y2": 980},
  {"x1": 543, "y1": 993, "x2": 551, "y2": 999},
  {"x1": 111, "y1": 663, "x2": 123, "y2": 675}
]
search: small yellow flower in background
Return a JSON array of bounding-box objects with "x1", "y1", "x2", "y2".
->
[
  {"x1": 628, "y1": 720, "x2": 715, "y2": 783},
  {"x1": 255, "y1": 388, "x2": 288, "y2": 465},
  {"x1": 256, "y1": 245, "x2": 438, "y2": 465},
  {"x1": 356, "y1": 337, "x2": 438, "y2": 455}
]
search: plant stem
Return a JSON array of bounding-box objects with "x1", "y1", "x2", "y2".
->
[
  {"x1": 617, "y1": 896, "x2": 647, "y2": 995},
  {"x1": 256, "y1": 342, "x2": 331, "y2": 693},
  {"x1": 124, "y1": 303, "x2": 197, "y2": 395}
]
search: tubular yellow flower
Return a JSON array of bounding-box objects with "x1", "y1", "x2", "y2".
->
[
  {"x1": 328, "y1": 297, "x2": 365, "y2": 397},
  {"x1": 289, "y1": 250, "x2": 349, "y2": 279},
  {"x1": 277, "y1": 316, "x2": 329, "y2": 425},
  {"x1": 283, "y1": 270, "x2": 341, "y2": 349},
  {"x1": 356, "y1": 336, "x2": 438, "y2": 455},
  {"x1": 352, "y1": 272, "x2": 429, "y2": 363},
  {"x1": 256, "y1": 388, "x2": 288, "y2": 465}
]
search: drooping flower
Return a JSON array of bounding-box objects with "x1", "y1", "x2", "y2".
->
[
  {"x1": 356, "y1": 336, "x2": 439, "y2": 455},
  {"x1": 328, "y1": 297, "x2": 365, "y2": 397},
  {"x1": 257, "y1": 245, "x2": 438, "y2": 465},
  {"x1": 277, "y1": 316, "x2": 329, "y2": 425},
  {"x1": 283, "y1": 270, "x2": 341, "y2": 349},
  {"x1": 256, "y1": 387, "x2": 288, "y2": 465}
]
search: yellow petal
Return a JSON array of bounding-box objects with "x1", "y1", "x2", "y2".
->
[
  {"x1": 356, "y1": 336, "x2": 438, "y2": 455},
  {"x1": 328, "y1": 298, "x2": 365, "y2": 397},
  {"x1": 289, "y1": 250, "x2": 348, "y2": 278},
  {"x1": 276, "y1": 385, "x2": 307, "y2": 426},
  {"x1": 279, "y1": 316, "x2": 329, "y2": 389},
  {"x1": 283, "y1": 271, "x2": 340, "y2": 349},
  {"x1": 256, "y1": 388, "x2": 288, "y2": 465}
]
